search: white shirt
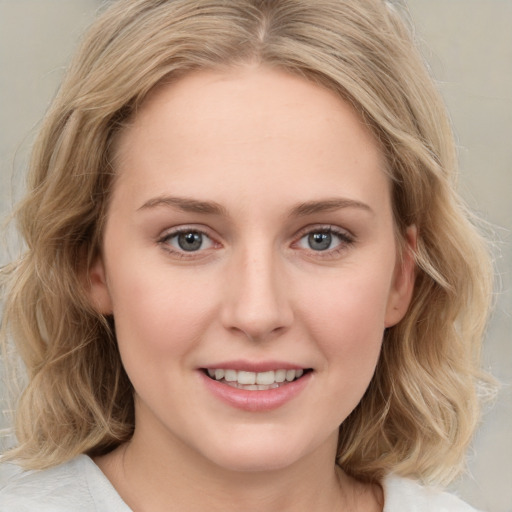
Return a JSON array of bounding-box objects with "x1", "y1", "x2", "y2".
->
[{"x1": 0, "y1": 455, "x2": 481, "y2": 511}]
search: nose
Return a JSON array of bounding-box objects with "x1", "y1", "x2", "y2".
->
[{"x1": 221, "y1": 246, "x2": 294, "y2": 342}]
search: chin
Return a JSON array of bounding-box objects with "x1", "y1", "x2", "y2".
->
[
  {"x1": 209, "y1": 448, "x2": 302, "y2": 474},
  {"x1": 197, "y1": 427, "x2": 331, "y2": 474}
]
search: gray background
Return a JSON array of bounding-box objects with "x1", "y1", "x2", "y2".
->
[{"x1": 0, "y1": 1, "x2": 510, "y2": 511}]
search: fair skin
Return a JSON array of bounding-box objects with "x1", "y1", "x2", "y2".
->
[{"x1": 90, "y1": 66, "x2": 416, "y2": 512}]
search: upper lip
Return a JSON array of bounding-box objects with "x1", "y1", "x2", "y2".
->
[{"x1": 199, "y1": 360, "x2": 309, "y2": 372}]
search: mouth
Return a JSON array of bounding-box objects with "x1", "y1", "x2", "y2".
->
[{"x1": 202, "y1": 368, "x2": 312, "y2": 391}]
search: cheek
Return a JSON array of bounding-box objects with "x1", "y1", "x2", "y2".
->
[
  {"x1": 108, "y1": 270, "x2": 221, "y2": 412},
  {"x1": 297, "y1": 271, "x2": 390, "y2": 424},
  {"x1": 107, "y1": 260, "x2": 218, "y2": 365},
  {"x1": 298, "y1": 266, "x2": 391, "y2": 370}
]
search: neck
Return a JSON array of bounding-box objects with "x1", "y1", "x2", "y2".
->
[{"x1": 95, "y1": 417, "x2": 381, "y2": 512}]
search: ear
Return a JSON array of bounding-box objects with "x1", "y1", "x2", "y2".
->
[
  {"x1": 87, "y1": 256, "x2": 113, "y2": 315},
  {"x1": 384, "y1": 225, "x2": 417, "y2": 328}
]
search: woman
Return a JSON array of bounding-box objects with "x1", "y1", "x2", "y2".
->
[{"x1": 0, "y1": 1, "x2": 494, "y2": 510}]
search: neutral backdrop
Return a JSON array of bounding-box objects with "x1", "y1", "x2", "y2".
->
[{"x1": 0, "y1": 1, "x2": 511, "y2": 511}]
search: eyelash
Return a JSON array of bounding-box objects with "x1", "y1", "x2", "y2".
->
[
  {"x1": 157, "y1": 225, "x2": 355, "y2": 260},
  {"x1": 157, "y1": 227, "x2": 218, "y2": 259},
  {"x1": 293, "y1": 225, "x2": 355, "y2": 258}
]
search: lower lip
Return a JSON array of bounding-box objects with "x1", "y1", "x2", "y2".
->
[{"x1": 199, "y1": 371, "x2": 312, "y2": 412}]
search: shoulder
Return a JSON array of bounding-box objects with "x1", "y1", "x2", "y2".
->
[
  {"x1": 382, "y1": 474, "x2": 482, "y2": 512},
  {"x1": 0, "y1": 455, "x2": 131, "y2": 512},
  {"x1": 0, "y1": 455, "x2": 93, "y2": 511}
]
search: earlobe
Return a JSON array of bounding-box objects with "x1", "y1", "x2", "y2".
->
[
  {"x1": 88, "y1": 257, "x2": 113, "y2": 315},
  {"x1": 384, "y1": 225, "x2": 417, "y2": 328}
]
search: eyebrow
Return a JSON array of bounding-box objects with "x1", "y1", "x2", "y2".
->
[
  {"x1": 138, "y1": 196, "x2": 228, "y2": 215},
  {"x1": 138, "y1": 195, "x2": 373, "y2": 217},
  {"x1": 290, "y1": 198, "x2": 374, "y2": 217}
]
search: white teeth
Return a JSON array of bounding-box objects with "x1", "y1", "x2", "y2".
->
[
  {"x1": 225, "y1": 381, "x2": 282, "y2": 391},
  {"x1": 275, "y1": 369, "x2": 286, "y2": 383},
  {"x1": 256, "y1": 371, "x2": 275, "y2": 385},
  {"x1": 224, "y1": 369, "x2": 237, "y2": 382},
  {"x1": 285, "y1": 369, "x2": 296, "y2": 382},
  {"x1": 238, "y1": 371, "x2": 256, "y2": 385},
  {"x1": 259, "y1": 384, "x2": 275, "y2": 390},
  {"x1": 206, "y1": 368, "x2": 307, "y2": 388}
]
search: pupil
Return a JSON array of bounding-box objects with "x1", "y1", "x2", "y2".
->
[
  {"x1": 178, "y1": 232, "x2": 202, "y2": 251},
  {"x1": 309, "y1": 232, "x2": 331, "y2": 251}
]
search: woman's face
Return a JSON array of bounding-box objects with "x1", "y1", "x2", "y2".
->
[{"x1": 90, "y1": 66, "x2": 415, "y2": 472}]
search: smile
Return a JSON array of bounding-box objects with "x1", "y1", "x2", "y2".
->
[
  {"x1": 200, "y1": 366, "x2": 313, "y2": 411},
  {"x1": 204, "y1": 368, "x2": 310, "y2": 391}
]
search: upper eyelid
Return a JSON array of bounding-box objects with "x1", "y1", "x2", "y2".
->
[
  {"x1": 157, "y1": 226, "x2": 220, "y2": 253},
  {"x1": 157, "y1": 227, "x2": 219, "y2": 260},
  {"x1": 294, "y1": 224, "x2": 354, "y2": 240},
  {"x1": 292, "y1": 225, "x2": 356, "y2": 254},
  {"x1": 159, "y1": 225, "x2": 216, "y2": 240}
]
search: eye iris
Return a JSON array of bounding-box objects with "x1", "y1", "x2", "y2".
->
[
  {"x1": 308, "y1": 232, "x2": 332, "y2": 251},
  {"x1": 178, "y1": 232, "x2": 202, "y2": 251}
]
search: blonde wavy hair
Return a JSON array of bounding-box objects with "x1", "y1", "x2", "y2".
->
[{"x1": 1, "y1": 0, "x2": 494, "y2": 484}]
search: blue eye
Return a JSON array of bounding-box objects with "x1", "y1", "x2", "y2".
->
[
  {"x1": 307, "y1": 232, "x2": 333, "y2": 251},
  {"x1": 297, "y1": 228, "x2": 352, "y2": 252},
  {"x1": 164, "y1": 230, "x2": 214, "y2": 252}
]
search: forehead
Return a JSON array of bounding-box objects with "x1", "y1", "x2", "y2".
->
[{"x1": 112, "y1": 66, "x2": 390, "y2": 214}]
